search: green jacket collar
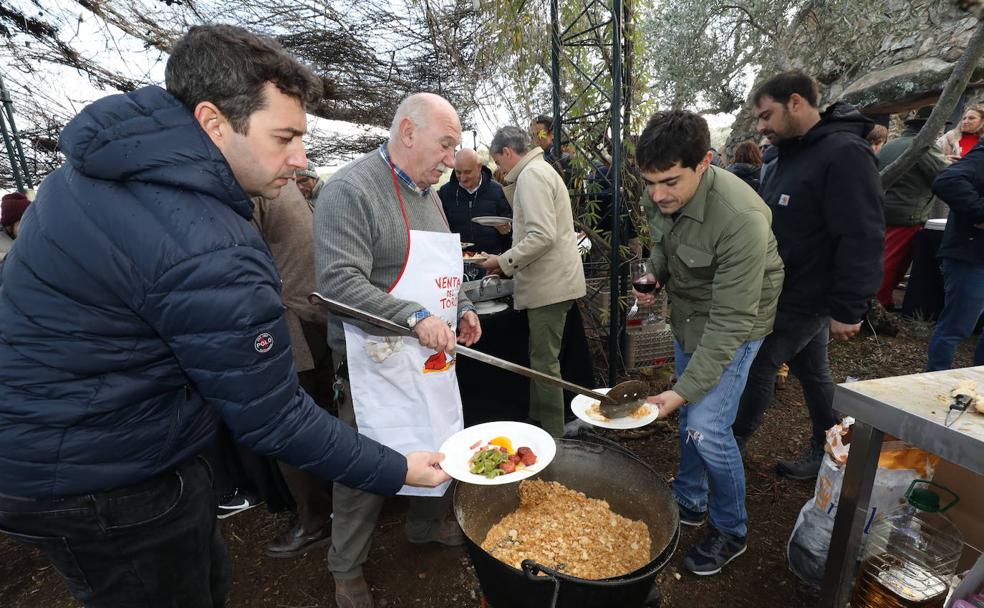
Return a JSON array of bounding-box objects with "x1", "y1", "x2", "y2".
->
[{"x1": 677, "y1": 166, "x2": 717, "y2": 224}]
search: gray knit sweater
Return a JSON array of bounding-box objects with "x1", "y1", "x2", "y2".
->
[{"x1": 314, "y1": 150, "x2": 470, "y2": 352}]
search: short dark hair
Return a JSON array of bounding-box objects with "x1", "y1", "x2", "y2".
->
[
  {"x1": 733, "y1": 140, "x2": 763, "y2": 166},
  {"x1": 533, "y1": 114, "x2": 554, "y2": 134},
  {"x1": 165, "y1": 24, "x2": 323, "y2": 134},
  {"x1": 752, "y1": 70, "x2": 819, "y2": 108},
  {"x1": 636, "y1": 110, "x2": 710, "y2": 172}
]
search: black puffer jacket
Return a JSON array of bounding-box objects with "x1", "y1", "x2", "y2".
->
[
  {"x1": 0, "y1": 86, "x2": 407, "y2": 498},
  {"x1": 726, "y1": 162, "x2": 761, "y2": 192},
  {"x1": 438, "y1": 165, "x2": 512, "y2": 254},
  {"x1": 761, "y1": 101, "x2": 885, "y2": 324},
  {"x1": 932, "y1": 141, "x2": 984, "y2": 265}
]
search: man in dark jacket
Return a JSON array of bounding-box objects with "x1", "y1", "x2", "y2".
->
[
  {"x1": 532, "y1": 114, "x2": 574, "y2": 184},
  {"x1": 927, "y1": 144, "x2": 984, "y2": 370},
  {"x1": 438, "y1": 148, "x2": 512, "y2": 256},
  {"x1": 0, "y1": 25, "x2": 447, "y2": 608},
  {"x1": 876, "y1": 111, "x2": 947, "y2": 309},
  {"x1": 733, "y1": 70, "x2": 885, "y2": 480}
]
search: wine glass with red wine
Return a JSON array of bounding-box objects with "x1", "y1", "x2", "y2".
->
[{"x1": 630, "y1": 259, "x2": 661, "y2": 323}]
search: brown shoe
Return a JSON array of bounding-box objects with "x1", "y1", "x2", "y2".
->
[
  {"x1": 407, "y1": 519, "x2": 465, "y2": 547},
  {"x1": 775, "y1": 363, "x2": 789, "y2": 391},
  {"x1": 334, "y1": 575, "x2": 374, "y2": 608},
  {"x1": 264, "y1": 522, "x2": 331, "y2": 558}
]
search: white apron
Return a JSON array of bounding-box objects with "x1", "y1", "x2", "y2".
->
[{"x1": 343, "y1": 169, "x2": 465, "y2": 497}]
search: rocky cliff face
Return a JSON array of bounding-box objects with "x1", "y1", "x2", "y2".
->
[{"x1": 724, "y1": 3, "x2": 981, "y2": 160}]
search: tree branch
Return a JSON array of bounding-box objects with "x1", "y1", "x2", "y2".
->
[{"x1": 880, "y1": 17, "x2": 984, "y2": 190}]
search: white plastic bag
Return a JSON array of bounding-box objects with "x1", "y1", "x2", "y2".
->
[{"x1": 786, "y1": 421, "x2": 939, "y2": 589}]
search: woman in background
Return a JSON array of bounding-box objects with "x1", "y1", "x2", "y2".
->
[
  {"x1": 938, "y1": 106, "x2": 984, "y2": 161},
  {"x1": 726, "y1": 140, "x2": 763, "y2": 192}
]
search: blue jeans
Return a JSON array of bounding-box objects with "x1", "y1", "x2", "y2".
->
[
  {"x1": 673, "y1": 338, "x2": 763, "y2": 538},
  {"x1": 0, "y1": 458, "x2": 229, "y2": 607},
  {"x1": 927, "y1": 259, "x2": 984, "y2": 371}
]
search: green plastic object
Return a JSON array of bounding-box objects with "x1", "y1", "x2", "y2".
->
[{"x1": 904, "y1": 479, "x2": 960, "y2": 513}]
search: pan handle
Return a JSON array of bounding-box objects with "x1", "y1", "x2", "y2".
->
[
  {"x1": 565, "y1": 430, "x2": 649, "y2": 466},
  {"x1": 520, "y1": 560, "x2": 561, "y2": 608}
]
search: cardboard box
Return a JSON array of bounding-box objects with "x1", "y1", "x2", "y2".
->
[{"x1": 935, "y1": 460, "x2": 984, "y2": 571}]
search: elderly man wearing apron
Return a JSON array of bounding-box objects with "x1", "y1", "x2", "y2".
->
[{"x1": 315, "y1": 93, "x2": 482, "y2": 608}]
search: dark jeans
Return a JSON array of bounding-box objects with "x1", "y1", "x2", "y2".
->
[
  {"x1": 733, "y1": 311, "x2": 837, "y2": 446},
  {"x1": 0, "y1": 458, "x2": 230, "y2": 607},
  {"x1": 927, "y1": 259, "x2": 984, "y2": 371}
]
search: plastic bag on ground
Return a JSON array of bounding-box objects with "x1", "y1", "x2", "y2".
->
[{"x1": 786, "y1": 419, "x2": 939, "y2": 589}]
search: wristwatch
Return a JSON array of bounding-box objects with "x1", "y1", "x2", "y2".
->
[{"x1": 407, "y1": 309, "x2": 431, "y2": 330}]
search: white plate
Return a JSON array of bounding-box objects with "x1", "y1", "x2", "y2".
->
[
  {"x1": 472, "y1": 216, "x2": 512, "y2": 227},
  {"x1": 461, "y1": 242, "x2": 475, "y2": 249},
  {"x1": 570, "y1": 388, "x2": 659, "y2": 430},
  {"x1": 462, "y1": 254, "x2": 488, "y2": 264},
  {"x1": 438, "y1": 421, "x2": 556, "y2": 485},
  {"x1": 576, "y1": 231, "x2": 592, "y2": 255},
  {"x1": 474, "y1": 301, "x2": 509, "y2": 315}
]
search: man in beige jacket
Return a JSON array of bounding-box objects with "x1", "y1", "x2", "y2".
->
[{"x1": 480, "y1": 126, "x2": 587, "y2": 437}]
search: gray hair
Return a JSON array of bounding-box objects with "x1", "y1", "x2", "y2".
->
[
  {"x1": 490, "y1": 126, "x2": 531, "y2": 156},
  {"x1": 390, "y1": 94, "x2": 435, "y2": 143}
]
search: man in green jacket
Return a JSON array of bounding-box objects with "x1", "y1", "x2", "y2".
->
[
  {"x1": 636, "y1": 111, "x2": 784, "y2": 576},
  {"x1": 875, "y1": 111, "x2": 947, "y2": 309}
]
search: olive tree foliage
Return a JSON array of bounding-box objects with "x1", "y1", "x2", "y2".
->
[
  {"x1": 0, "y1": 0, "x2": 485, "y2": 189},
  {"x1": 472, "y1": 0, "x2": 654, "y2": 258},
  {"x1": 710, "y1": 0, "x2": 950, "y2": 157},
  {"x1": 638, "y1": 0, "x2": 947, "y2": 121}
]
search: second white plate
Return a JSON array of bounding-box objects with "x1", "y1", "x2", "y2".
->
[
  {"x1": 474, "y1": 301, "x2": 509, "y2": 315},
  {"x1": 570, "y1": 388, "x2": 660, "y2": 430},
  {"x1": 472, "y1": 216, "x2": 512, "y2": 227}
]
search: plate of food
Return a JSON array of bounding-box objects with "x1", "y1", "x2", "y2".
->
[
  {"x1": 438, "y1": 421, "x2": 556, "y2": 485},
  {"x1": 462, "y1": 251, "x2": 488, "y2": 264},
  {"x1": 472, "y1": 216, "x2": 512, "y2": 227},
  {"x1": 570, "y1": 388, "x2": 659, "y2": 430}
]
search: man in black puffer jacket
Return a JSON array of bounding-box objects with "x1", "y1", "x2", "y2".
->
[
  {"x1": 733, "y1": 71, "x2": 885, "y2": 481},
  {"x1": 0, "y1": 25, "x2": 448, "y2": 608},
  {"x1": 438, "y1": 148, "x2": 512, "y2": 256}
]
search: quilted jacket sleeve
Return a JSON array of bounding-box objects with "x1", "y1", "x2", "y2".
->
[{"x1": 138, "y1": 244, "x2": 407, "y2": 495}]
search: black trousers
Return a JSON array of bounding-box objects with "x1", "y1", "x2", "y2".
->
[
  {"x1": 0, "y1": 458, "x2": 230, "y2": 607},
  {"x1": 732, "y1": 310, "x2": 838, "y2": 446}
]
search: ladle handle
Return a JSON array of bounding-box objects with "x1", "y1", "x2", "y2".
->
[{"x1": 521, "y1": 560, "x2": 561, "y2": 608}]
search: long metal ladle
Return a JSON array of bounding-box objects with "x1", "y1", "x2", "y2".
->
[{"x1": 308, "y1": 293, "x2": 650, "y2": 418}]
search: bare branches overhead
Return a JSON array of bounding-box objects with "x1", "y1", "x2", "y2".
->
[{"x1": 0, "y1": 0, "x2": 488, "y2": 186}]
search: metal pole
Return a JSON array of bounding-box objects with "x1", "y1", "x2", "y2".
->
[
  {"x1": 550, "y1": 0, "x2": 562, "y2": 165},
  {"x1": 0, "y1": 102, "x2": 25, "y2": 193},
  {"x1": 606, "y1": 0, "x2": 623, "y2": 387},
  {"x1": 820, "y1": 421, "x2": 884, "y2": 607},
  {"x1": 0, "y1": 74, "x2": 32, "y2": 190}
]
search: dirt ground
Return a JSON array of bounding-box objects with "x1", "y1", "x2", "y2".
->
[{"x1": 1, "y1": 318, "x2": 977, "y2": 608}]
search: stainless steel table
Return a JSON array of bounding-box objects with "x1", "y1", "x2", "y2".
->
[{"x1": 821, "y1": 366, "x2": 984, "y2": 607}]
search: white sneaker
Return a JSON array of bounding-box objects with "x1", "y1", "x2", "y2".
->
[{"x1": 217, "y1": 490, "x2": 262, "y2": 519}]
